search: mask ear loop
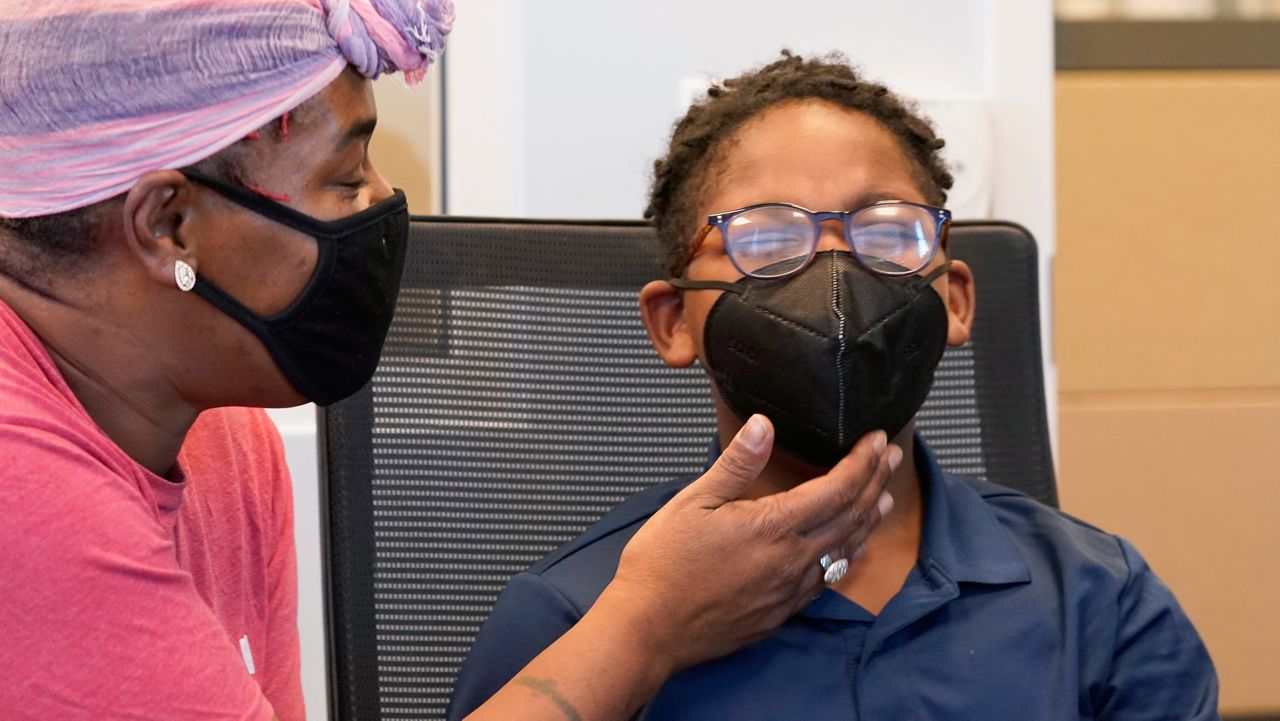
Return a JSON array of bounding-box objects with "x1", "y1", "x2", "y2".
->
[
  {"x1": 667, "y1": 277, "x2": 744, "y2": 294},
  {"x1": 916, "y1": 260, "x2": 952, "y2": 285}
]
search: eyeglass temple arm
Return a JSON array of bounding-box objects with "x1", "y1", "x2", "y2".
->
[{"x1": 678, "y1": 224, "x2": 717, "y2": 272}]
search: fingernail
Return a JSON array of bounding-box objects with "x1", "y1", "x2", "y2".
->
[
  {"x1": 877, "y1": 491, "x2": 895, "y2": 518},
  {"x1": 872, "y1": 431, "x2": 887, "y2": 454},
  {"x1": 739, "y1": 415, "x2": 767, "y2": 453},
  {"x1": 887, "y1": 445, "x2": 904, "y2": 473}
]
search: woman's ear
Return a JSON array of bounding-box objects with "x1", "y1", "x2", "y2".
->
[
  {"x1": 639, "y1": 279, "x2": 698, "y2": 368},
  {"x1": 940, "y1": 258, "x2": 976, "y2": 347},
  {"x1": 121, "y1": 169, "x2": 197, "y2": 289}
]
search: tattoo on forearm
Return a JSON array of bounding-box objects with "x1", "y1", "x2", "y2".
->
[{"x1": 515, "y1": 676, "x2": 585, "y2": 721}]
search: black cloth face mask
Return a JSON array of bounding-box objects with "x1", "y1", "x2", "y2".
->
[
  {"x1": 181, "y1": 171, "x2": 410, "y2": 406},
  {"x1": 670, "y1": 250, "x2": 951, "y2": 466}
]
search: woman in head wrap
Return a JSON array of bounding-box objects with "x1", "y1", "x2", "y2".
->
[{"x1": 0, "y1": 3, "x2": 894, "y2": 719}]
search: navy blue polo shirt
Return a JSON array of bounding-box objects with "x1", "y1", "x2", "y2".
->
[{"x1": 448, "y1": 438, "x2": 1219, "y2": 720}]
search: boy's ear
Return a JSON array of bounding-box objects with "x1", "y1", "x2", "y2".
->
[
  {"x1": 941, "y1": 258, "x2": 976, "y2": 347},
  {"x1": 639, "y1": 280, "x2": 698, "y2": 368}
]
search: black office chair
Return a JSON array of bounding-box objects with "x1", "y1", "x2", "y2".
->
[{"x1": 318, "y1": 218, "x2": 1056, "y2": 720}]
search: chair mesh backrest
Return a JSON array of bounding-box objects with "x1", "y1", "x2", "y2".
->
[{"x1": 319, "y1": 218, "x2": 1055, "y2": 720}]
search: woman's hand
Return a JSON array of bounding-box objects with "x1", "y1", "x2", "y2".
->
[
  {"x1": 596, "y1": 414, "x2": 899, "y2": 676},
  {"x1": 464, "y1": 414, "x2": 898, "y2": 721}
]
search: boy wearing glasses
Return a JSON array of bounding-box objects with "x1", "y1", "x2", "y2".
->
[{"x1": 448, "y1": 52, "x2": 1218, "y2": 720}]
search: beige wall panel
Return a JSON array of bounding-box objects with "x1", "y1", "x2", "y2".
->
[
  {"x1": 1055, "y1": 71, "x2": 1280, "y2": 394},
  {"x1": 1059, "y1": 397, "x2": 1280, "y2": 713},
  {"x1": 369, "y1": 73, "x2": 442, "y2": 214}
]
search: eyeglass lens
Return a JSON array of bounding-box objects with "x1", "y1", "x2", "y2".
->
[{"x1": 722, "y1": 203, "x2": 940, "y2": 278}]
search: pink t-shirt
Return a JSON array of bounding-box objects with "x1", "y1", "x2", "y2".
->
[{"x1": 0, "y1": 299, "x2": 304, "y2": 720}]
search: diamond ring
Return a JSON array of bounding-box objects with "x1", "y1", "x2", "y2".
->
[{"x1": 818, "y1": 553, "x2": 849, "y2": 584}]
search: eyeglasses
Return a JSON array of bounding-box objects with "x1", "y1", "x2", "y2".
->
[{"x1": 691, "y1": 200, "x2": 952, "y2": 279}]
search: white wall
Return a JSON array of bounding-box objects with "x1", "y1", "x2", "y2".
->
[
  {"x1": 281, "y1": 3, "x2": 1057, "y2": 717},
  {"x1": 263, "y1": 405, "x2": 326, "y2": 720}
]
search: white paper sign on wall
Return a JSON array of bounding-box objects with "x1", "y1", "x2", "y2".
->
[{"x1": 915, "y1": 96, "x2": 993, "y2": 220}]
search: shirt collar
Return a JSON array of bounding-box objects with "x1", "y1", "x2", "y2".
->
[
  {"x1": 912, "y1": 433, "x2": 1031, "y2": 587},
  {"x1": 701, "y1": 431, "x2": 1031, "y2": 616}
]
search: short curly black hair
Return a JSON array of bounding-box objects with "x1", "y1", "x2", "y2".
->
[{"x1": 644, "y1": 50, "x2": 954, "y2": 277}]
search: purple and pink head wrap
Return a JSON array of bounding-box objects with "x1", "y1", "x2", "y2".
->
[{"x1": 0, "y1": 0, "x2": 455, "y2": 217}]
